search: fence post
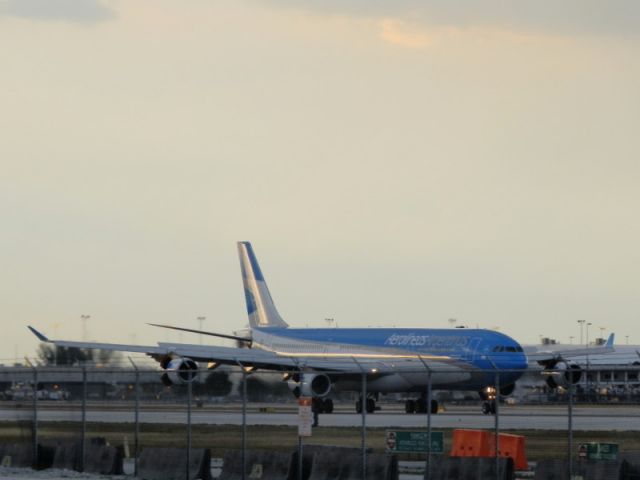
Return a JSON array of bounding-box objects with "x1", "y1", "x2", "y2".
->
[
  {"x1": 187, "y1": 378, "x2": 192, "y2": 480},
  {"x1": 418, "y1": 357, "x2": 432, "y2": 480},
  {"x1": 494, "y1": 369, "x2": 500, "y2": 480},
  {"x1": 297, "y1": 433, "x2": 303, "y2": 480},
  {"x1": 128, "y1": 358, "x2": 140, "y2": 477},
  {"x1": 32, "y1": 366, "x2": 39, "y2": 469},
  {"x1": 235, "y1": 361, "x2": 248, "y2": 480},
  {"x1": 81, "y1": 364, "x2": 87, "y2": 472},
  {"x1": 289, "y1": 360, "x2": 303, "y2": 480},
  {"x1": 568, "y1": 380, "x2": 573, "y2": 479},
  {"x1": 351, "y1": 357, "x2": 367, "y2": 480}
]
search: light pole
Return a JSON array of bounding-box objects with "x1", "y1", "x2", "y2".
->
[
  {"x1": 599, "y1": 327, "x2": 605, "y2": 343},
  {"x1": 586, "y1": 322, "x2": 592, "y2": 396},
  {"x1": 577, "y1": 320, "x2": 585, "y2": 347},
  {"x1": 197, "y1": 317, "x2": 206, "y2": 345},
  {"x1": 626, "y1": 335, "x2": 629, "y2": 345},
  {"x1": 81, "y1": 315, "x2": 91, "y2": 341},
  {"x1": 569, "y1": 336, "x2": 574, "y2": 345}
]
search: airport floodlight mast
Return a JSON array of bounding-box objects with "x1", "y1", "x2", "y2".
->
[
  {"x1": 197, "y1": 316, "x2": 206, "y2": 344},
  {"x1": 448, "y1": 318, "x2": 457, "y2": 328},
  {"x1": 586, "y1": 322, "x2": 592, "y2": 391},
  {"x1": 577, "y1": 319, "x2": 586, "y2": 346},
  {"x1": 81, "y1": 315, "x2": 91, "y2": 342},
  {"x1": 569, "y1": 336, "x2": 574, "y2": 344}
]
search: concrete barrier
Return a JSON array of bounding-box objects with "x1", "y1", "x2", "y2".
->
[
  {"x1": 534, "y1": 459, "x2": 621, "y2": 480},
  {"x1": 308, "y1": 450, "x2": 397, "y2": 480},
  {"x1": 52, "y1": 440, "x2": 80, "y2": 470},
  {"x1": 83, "y1": 442, "x2": 123, "y2": 475},
  {"x1": 36, "y1": 443, "x2": 56, "y2": 470},
  {"x1": 218, "y1": 450, "x2": 293, "y2": 480},
  {"x1": 428, "y1": 457, "x2": 514, "y2": 480},
  {"x1": 138, "y1": 447, "x2": 211, "y2": 480},
  {"x1": 0, "y1": 443, "x2": 34, "y2": 468},
  {"x1": 621, "y1": 451, "x2": 640, "y2": 479},
  {"x1": 366, "y1": 452, "x2": 398, "y2": 480},
  {"x1": 291, "y1": 445, "x2": 374, "y2": 480}
]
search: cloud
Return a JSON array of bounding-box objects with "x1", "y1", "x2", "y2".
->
[
  {"x1": 379, "y1": 19, "x2": 434, "y2": 49},
  {"x1": 265, "y1": 0, "x2": 640, "y2": 37},
  {"x1": 0, "y1": 0, "x2": 115, "y2": 23}
]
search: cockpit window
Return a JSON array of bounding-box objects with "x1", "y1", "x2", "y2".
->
[{"x1": 493, "y1": 345, "x2": 522, "y2": 353}]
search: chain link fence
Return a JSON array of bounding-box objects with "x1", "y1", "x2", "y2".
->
[{"x1": 0, "y1": 363, "x2": 639, "y2": 479}]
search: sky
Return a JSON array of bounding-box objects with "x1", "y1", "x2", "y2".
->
[{"x1": 1, "y1": 0, "x2": 639, "y2": 363}]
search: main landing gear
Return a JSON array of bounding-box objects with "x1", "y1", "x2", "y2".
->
[
  {"x1": 355, "y1": 394, "x2": 379, "y2": 414},
  {"x1": 312, "y1": 397, "x2": 334, "y2": 414},
  {"x1": 405, "y1": 396, "x2": 439, "y2": 414},
  {"x1": 310, "y1": 397, "x2": 334, "y2": 427}
]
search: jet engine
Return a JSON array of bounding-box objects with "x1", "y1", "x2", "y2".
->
[
  {"x1": 543, "y1": 361, "x2": 582, "y2": 389},
  {"x1": 160, "y1": 357, "x2": 199, "y2": 386},
  {"x1": 286, "y1": 373, "x2": 332, "y2": 398}
]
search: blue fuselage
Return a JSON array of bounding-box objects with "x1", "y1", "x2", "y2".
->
[{"x1": 253, "y1": 327, "x2": 528, "y2": 392}]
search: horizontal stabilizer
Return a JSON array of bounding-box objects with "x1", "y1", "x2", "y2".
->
[{"x1": 148, "y1": 323, "x2": 252, "y2": 344}]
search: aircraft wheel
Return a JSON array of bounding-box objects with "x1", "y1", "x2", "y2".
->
[
  {"x1": 323, "y1": 398, "x2": 334, "y2": 414},
  {"x1": 366, "y1": 398, "x2": 376, "y2": 414},
  {"x1": 405, "y1": 399, "x2": 416, "y2": 414},
  {"x1": 482, "y1": 401, "x2": 491, "y2": 415},
  {"x1": 312, "y1": 397, "x2": 324, "y2": 414},
  {"x1": 430, "y1": 399, "x2": 439, "y2": 414}
]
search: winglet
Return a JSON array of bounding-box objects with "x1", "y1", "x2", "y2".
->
[
  {"x1": 28, "y1": 326, "x2": 49, "y2": 342},
  {"x1": 605, "y1": 333, "x2": 615, "y2": 348}
]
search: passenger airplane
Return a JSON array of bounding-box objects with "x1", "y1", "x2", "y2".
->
[{"x1": 30, "y1": 241, "x2": 588, "y2": 416}]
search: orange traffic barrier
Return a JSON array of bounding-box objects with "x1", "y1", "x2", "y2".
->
[
  {"x1": 450, "y1": 429, "x2": 528, "y2": 471},
  {"x1": 497, "y1": 433, "x2": 528, "y2": 471},
  {"x1": 450, "y1": 429, "x2": 493, "y2": 457}
]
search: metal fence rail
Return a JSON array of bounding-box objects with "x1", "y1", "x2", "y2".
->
[{"x1": 0, "y1": 364, "x2": 639, "y2": 479}]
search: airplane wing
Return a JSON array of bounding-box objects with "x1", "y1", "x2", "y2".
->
[
  {"x1": 525, "y1": 333, "x2": 615, "y2": 365},
  {"x1": 28, "y1": 326, "x2": 464, "y2": 374}
]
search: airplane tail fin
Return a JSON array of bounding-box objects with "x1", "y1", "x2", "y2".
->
[{"x1": 237, "y1": 242, "x2": 288, "y2": 329}]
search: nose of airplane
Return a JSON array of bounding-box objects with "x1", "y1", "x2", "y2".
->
[
  {"x1": 493, "y1": 351, "x2": 528, "y2": 381},
  {"x1": 515, "y1": 351, "x2": 528, "y2": 374}
]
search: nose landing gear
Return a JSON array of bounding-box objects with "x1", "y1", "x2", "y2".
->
[
  {"x1": 480, "y1": 386, "x2": 498, "y2": 415},
  {"x1": 481, "y1": 400, "x2": 497, "y2": 415}
]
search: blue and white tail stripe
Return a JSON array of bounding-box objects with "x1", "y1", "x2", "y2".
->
[{"x1": 237, "y1": 242, "x2": 288, "y2": 328}]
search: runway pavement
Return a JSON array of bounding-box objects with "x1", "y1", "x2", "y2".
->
[{"x1": 1, "y1": 403, "x2": 639, "y2": 430}]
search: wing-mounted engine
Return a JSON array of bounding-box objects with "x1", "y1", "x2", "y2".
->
[
  {"x1": 540, "y1": 360, "x2": 582, "y2": 389},
  {"x1": 160, "y1": 356, "x2": 199, "y2": 386},
  {"x1": 285, "y1": 373, "x2": 332, "y2": 398}
]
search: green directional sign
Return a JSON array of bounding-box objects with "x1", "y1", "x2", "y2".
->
[
  {"x1": 385, "y1": 430, "x2": 444, "y2": 454},
  {"x1": 579, "y1": 443, "x2": 619, "y2": 461}
]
